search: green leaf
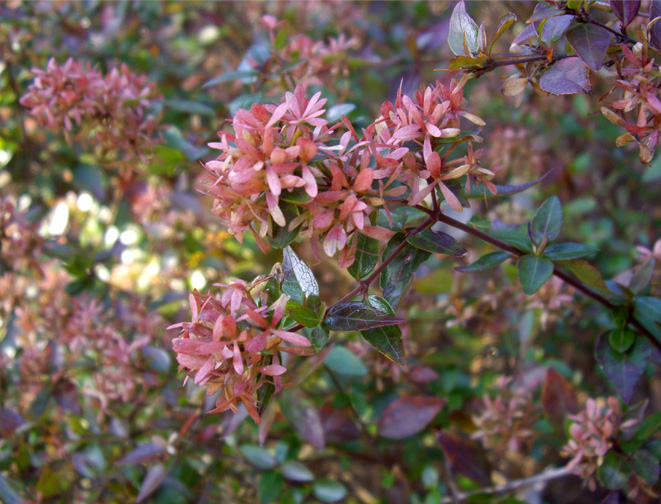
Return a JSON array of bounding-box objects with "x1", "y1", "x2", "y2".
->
[
  {"x1": 0, "y1": 475, "x2": 25, "y2": 504},
  {"x1": 531, "y1": 196, "x2": 563, "y2": 245},
  {"x1": 324, "y1": 346, "x2": 368, "y2": 376},
  {"x1": 361, "y1": 296, "x2": 407, "y2": 367},
  {"x1": 348, "y1": 233, "x2": 379, "y2": 280},
  {"x1": 323, "y1": 301, "x2": 404, "y2": 332},
  {"x1": 270, "y1": 202, "x2": 300, "y2": 249},
  {"x1": 313, "y1": 479, "x2": 347, "y2": 503},
  {"x1": 281, "y1": 461, "x2": 315, "y2": 482},
  {"x1": 240, "y1": 445, "x2": 277, "y2": 470},
  {"x1": 282, "y1": 246, "x2": 319, "y2": 305},
  {"x1": 311, "y1": 326, "x2": 330, "y2": 351},
  {"x1": 596, "y1": 333, "x2": 651, "y2": 403},
  {"x1": 489, "y1": 225, "x2": 533, "y2": 253},
  {"x1": 544, "y1": 242, "x2": 599, "y2": 260},
  {"x1": 517, "y1": 255, "x2": 554, "y2": 295},
  {"x1": 622, "y1": 412, "x2": 661, "y2": 454},
  {"x1": 597, "y1": 452, "x2": 629, "y2": 490},
  {"x1": 609, "y1": 328, "x2": 635, "y2": 353},
  {"x1": 634, "y1": 296, "x2": 661, "y2": 322},
  {"x1": 629, "y1": 259, "x2": 655, "y2": 294},
  {"x1": 229, "y1": 92, "x2": 265, "y2": 114},
  {"x1": 490, "y1": 12, "x2": 517, "y2": 55},
  {"x1": 556, "y1": 259, "x2": 611, "y2": 293},
  {"x1": 407, "y1": 229, "x2": 467, "y2": 256},
  {"x1": 380, "y1": 234, "x2": 431, "y2": 309},
  {"x1": 162, "y1": 126, "x2": 209, "y2": 161},
  {"x1": 164, "y1": 99, "x2": 216, "y2": 116},
  {"x1": 202, "y1": 69, "x2": 260, "y2": 88},
  {"x1": 289, "y1": 304, "x2": 323, "y2": 328},
  {"x1": 448, "y1": 0, "x2": 479, "y2": 56},
  {"x1": 632, "y1": 449, "x2": 660, "y2": 485},
  {"x1": 456, "y1": 251, "x2": 511, "y2": 272},
  {"x1": 259, "y1": 472, "x2": 283, "y2": 504}
]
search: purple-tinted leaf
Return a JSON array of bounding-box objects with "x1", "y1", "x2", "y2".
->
[
  {"x1": 540, "y1": 57, "x2": 591, "y2": 95},
  {"x1": 379, "y1": 396, "x2": 445, "y2": 439},
  {"x1": 135, "y1": 464, "x2": 166, "y2": 503},
  {"x1": 408, "y1": 366, "x2": 440, "y2": 384},
  {"x1": 629, "y1": 258, "x2": 655, "y2": 294},
  {"x1": 611, "y1": 1, "x2": 641, "y2": 27},
  {"x1": 0, "y1": 408, "x2": 25, "y2": 437},
  {"x1": 320, "y1": 404, "x2": 361, "y2": 443},
  {"x1": 567, "y1": 24, "x2": 612, "y2": 71},
  {"x1": 542, "y1": 368, "x2": 579, "y2": 429},
  {"x1": 513, "y1": 23, "x2": 540, "y2": 46},
  {"x1": 528, "y1": 2, "x2": 566, "y2": 22},
  {"x1": 542, "y1": 15, "x2": 574, "y2": 45},
  {"x1": 0, "y1": 475, "x2": 23, "y2": 504},
  {"x1": 323, "y1": 301, "x2": 404, "y2": 332},
  {"x1": 466, "y1": 170, "x2": 553, "y2": 199},
  {"x1": 118, "y1": 443, "x2": 166, "y2": 465},
  {"x1": 596, "y1": 333, "x2": 651, "y2": 403},
  {"x1": 632, "y1": 449, "x2": 660, "y2": 485},
  {"x1": 649, "y1": 0, "x2": 661, "y2": 51},
  {"x1": 439, "y1": 432, "x2": 492, "y2": 486},
  {"x1": 280, "y1": 390, "x2": 325, "y2": 449},
  {"x1": 348, "y1": 233, "x2": 379, "y2": 280},
  {"x1": 490, "y1": 12, "x2": 517, "y2": 54},
  {"x1": 361, "y1": 296, "x2": 407, "y2": 367},
  {"x1": 53, "y1": 380, "x2": 81, "y2": 415},
  {"x1": 407, "y1": 230, "x2": 467, "y2": 257},
  {"x1": 219, "y1": 404, "x2": 249, "y2": 439},
  {"x1": 448, "y1": 0, "x2": 479, "y2": 56}
]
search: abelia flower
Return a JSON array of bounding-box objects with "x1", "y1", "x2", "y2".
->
[{"x1": 169, "y1": 280, "x2": 313, "y2": 423}]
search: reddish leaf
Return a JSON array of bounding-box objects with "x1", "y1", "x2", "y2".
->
[
  {"x1": 408, "y1": 366, "x2": 440, "y2": 384},
  {"x1": 542, "y1": 368, "x2": 579, "y2": 429},
  {"x1": 539, "y1": 57, "x2": 591, "y2": 95},
  {"x1": 611, "y1": 0, "x2": 641, "y2": 27},
  {"x1": 320, "y1": 404, "x2": 361, "y2": 443},
  {"x1": 439, "y1": 432, "x2": 492, "y2": 486},
  {"x1": 378, "y1": 396, "x2": 445, "y2": 439},
  {"x1": 135, "y1": 464, "x2": 166, "y2": 503},
  {"x1": 53, "y1": 379, "x2": 81, "y2": 414},
  {"x1": 567, "y1": 24, "x2": 612, "y2": 71},
  {"x1": 280, "y1": 390, "x2": 325, "y2": 449},
  {"x1": 118, "y1": 443, "x2": 165, "y2": 465},
  {"x1": 649, "y1": 0, "x2": 661, "y2": 51}
]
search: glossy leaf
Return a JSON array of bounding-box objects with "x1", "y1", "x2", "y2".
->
[
  {"x1": 596, "y1": 333, "x2": 651, "y2": 403},
  {"x1": 281, "y1": 461, "x2": 315, "y2": 482},
  {"x1": 438, "y1": 432, "x2": 492, "y2": 486},
  {"x1": 324, "y1": 346, "x2": 368, "y2": 376},
  {"x1": 629, "y1": 259, "x2": 655, "y2": 294},
  {"x1": 323, "y1": 301, "x2": 404, "y2": 331},
  {"x1": 634, "y1": 296, "x2": 661, "y2": 322},
  {"x1": 313, "y1": 479, "x2": 347, "y2": 503},
  {"x1": 557, "y1": 259, "x2": 611, "y2": 292},
  {"x1": 135, "y1": 464, "x2": 166, "y2": 503},
  {"x1": 407, "y1": 229, "x2": 467, "y2": 257},
  {"x1": 528, "y1": 2, "x2": 565, "y2": 22},
  {"x1": 448, "y1": 0, "x2": 479, "y2": 56},
  {"x1": 289, "y1": 304, "x2": 322, "y2": 329},
  {"x1": 539, "y1": 57, "x2": 591, "y2": 95},
  {"x1": 282, "y1": 246, "x2": 319, "y2": 305},
  {"x1": 649, "y1": 0, "x2": 661, "y2": 51},
  {"x1": 544, "y1": 242, "x2": 599, "y2": 260},
  {"x1": 531, "y1": 196, "x2": 563, "y2": 244},
  {"x1": 380, "y1": 234, "x2": 431, "y2": 308},
  {"x1": 280, "y1": 390, "x2": 325, "y2": 449},
  {"x1": 379, "y1": 396, "x2": 445, "y2": 439},
  {"x1": 632, "y1": 449, "x2": 660, "y2": 485},
  {"x1": 490, "y1": 12, "x2": 517, "y2": 55},
  {"x1": 270, "y1": 202, "x2": 300, "y2": 249},
  {"x1": 517, "y1": 255, "x2": 554, "y2": 295},
  {"x1": 347, "y1": 233, "x2": 379, "y2": 280},
  {"x1": 361, "y1": 296, "x2": 407, "y2": 367},
  {"x1": 456, "y1": 251, "x2": 511, "y2": 272},
  {"x1": 542, "y1": 368, "x2": 579, "y2": 429},
  {"x1": 567, "y1": 23, "x2": 612, "y2": 71},
  {"x1": 240, "y1": 445, "x2": 277, "y2": 470},
  {"x1": 611, "y1": 0, "x2": 641, "y2": 27},
  {"x1": 609, "y1": 328, "x2": 635, "y2": 353},
  {"x1": 541, "y1": 15, "x2": 574, "y2": 45}
]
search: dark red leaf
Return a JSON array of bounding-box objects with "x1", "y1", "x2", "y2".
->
[
  {"x1": 408, "y1": 366, "x2": 440, "y2": 384},
  {"x1": 53, "y1": 380, "x2": 81, "y2": 415},
  {"x1": 378, "y1": 396, "x2": 445, "y2": 439},
  {"x1": 611, "y1": 0, "x2": 641, "y2": 27},
  {"x1": 650, "y1": 1, "x2": 661, "y2": 51},
  {"x1": 541, "y1": 368, "x2": 579, "y2": 429},
  {"x1": 320, "y1": 405, "x2": 361, "y2": 443},
  {"x1": 539, "y1": 57, "x2": 591, "y2": 95},
  {"x1": 567, "y1": 24, "x2": 612, "y2": 71},
  {"x1": 439, "y1": 432, "x2": 492, "y2": 486},
  {"x1": 280, "y1": 390, "x2": 325, "y2": 449}
]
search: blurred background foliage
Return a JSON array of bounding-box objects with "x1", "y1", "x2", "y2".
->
[{"x1": 0, "y1": 1, "x2": 659, "y2": 503}]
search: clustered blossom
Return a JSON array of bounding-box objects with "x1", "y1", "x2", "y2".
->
[
  {"x1": 169, "y1": 279, "x2": 314, "y2": 423},
  {"x1": 472, "y1": 376, "x2": 537, "y2": 457},
  {"x1": 560, "y1": 397, "x2": 637, "y2": 491},
  {"x1": 20, "y1": 57, "x2": 160, "y2": 165},
  {"x1": 201, "y1": 79, "x2": 489, "y2": 267}
]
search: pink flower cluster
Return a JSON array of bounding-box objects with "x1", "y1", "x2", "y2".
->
[
  {"x1": 169, "y1": 278, "x2": 314, "y2": 423},
  {"x1": 201, "y1": 79, "x2": 488, "y2": 267},
  {"x1": 20, "y1": 57, "x2": 160, "y2": 164},
  {"x1": 560, "y1": 397, "x2": 636, "y2": 491}
]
